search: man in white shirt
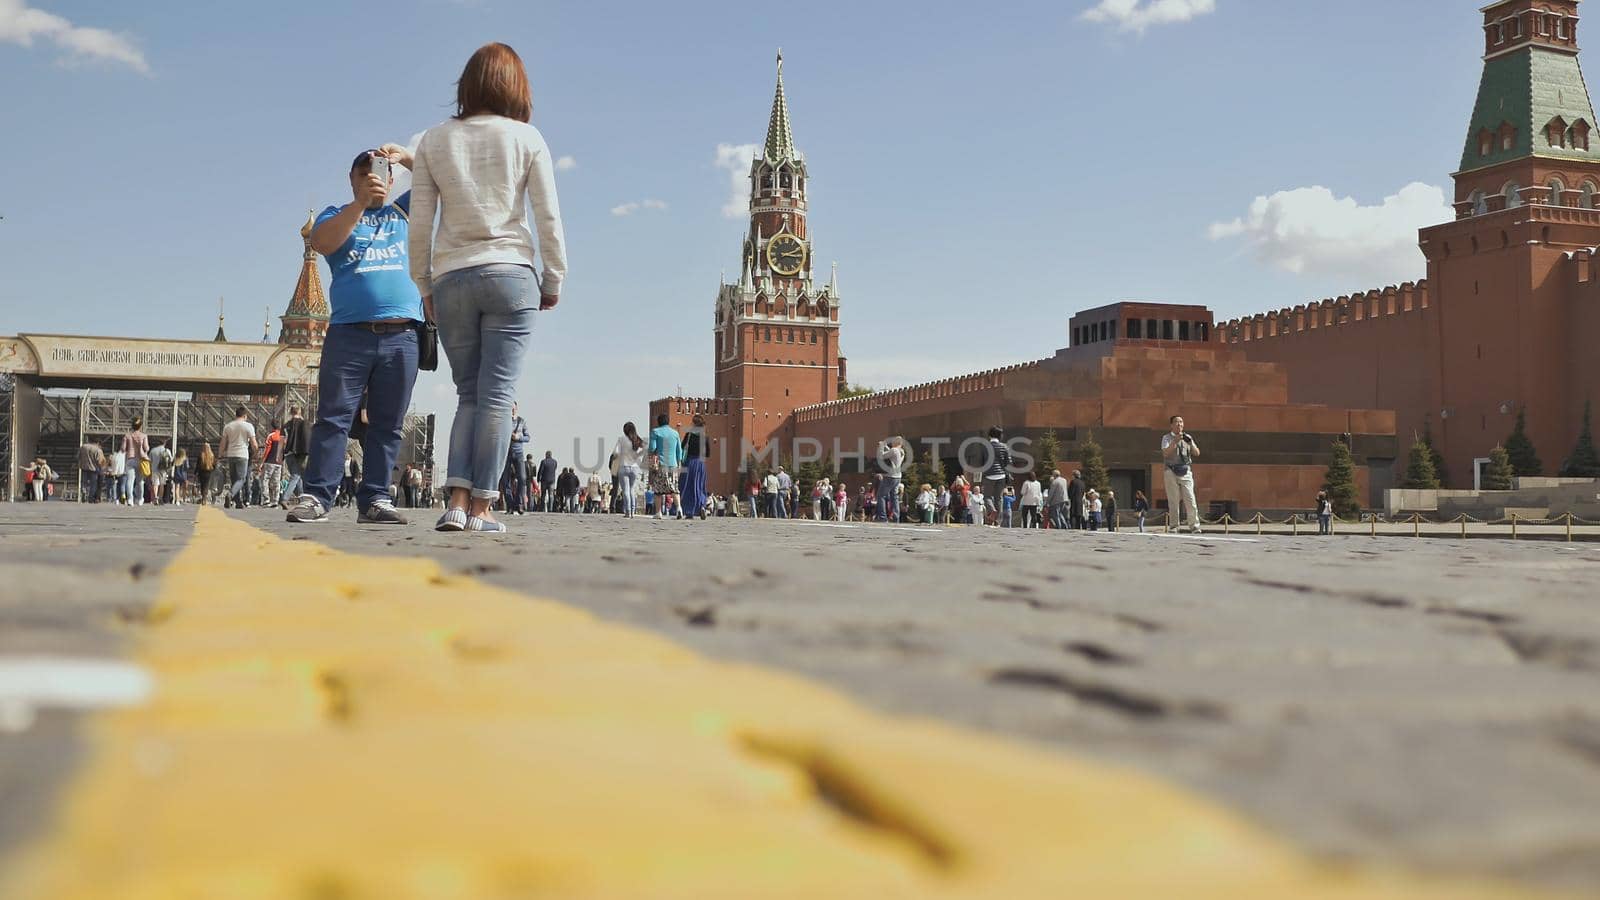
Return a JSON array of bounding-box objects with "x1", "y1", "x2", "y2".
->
[
  {"x1": 1161, "y1": 415, "x2": 1202, "y2": 533},
  {"x1": 220, "y1": 407, "x2": 258, "y2": 510},
  {"x1": 763, "y1": 470, "x2": 783, "y2": 518},
  {"x1": 877, "y1": 437, "x2": 906, "y2": 523},
  {"x1": 1047, "y1": 469, "x2": 1070, "y2": 530},
  {"x1": 775, "y1": 466, "x2": 792, "y2": 519}
]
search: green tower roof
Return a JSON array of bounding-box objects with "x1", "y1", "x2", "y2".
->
[
  {"x1": 764, "y1": 51, "x2": 796, "y2": 163},
  {"x1": 1460, "y1": 46, "x2": 1600, "y2": 173}
]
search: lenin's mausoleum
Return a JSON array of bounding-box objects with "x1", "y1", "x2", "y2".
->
[{"x1": 653, "y1": 1, "x2": 1600, "y2": 514}]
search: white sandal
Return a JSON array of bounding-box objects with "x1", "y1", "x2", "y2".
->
[{"x1": 466, "y1": 516, "x2": 507, "y2": 533}]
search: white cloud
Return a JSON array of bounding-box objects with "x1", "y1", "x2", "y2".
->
[
  {"x1": 0, "y1": 0, "x2": 147, "y2": 72},
  {"x1": 555, "y1": 155, "x2": 577, "y2": 171},
  {"x1": 610, "y1": 198, "x2": 668, "y2": 217},
  {"x1": 1208, "y1": 182, "x2": 1449, "y2": 282},
  {"x1": 714, "y1": 142, "x2": 758, "y2": 218},
  {"x1": 1081, "y1": 0, "x2": 1216, "y2": 33}
]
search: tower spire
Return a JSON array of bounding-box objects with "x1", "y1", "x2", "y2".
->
[
  {"x1": 214, "y1": 296, "x2": 227, "y2": 343},
  {"x1": 279, "y1": 211, "x2": 331, "y2": 348},
  {"x1": 764, "y1": 49, "x2": 796, "y2": 162}
]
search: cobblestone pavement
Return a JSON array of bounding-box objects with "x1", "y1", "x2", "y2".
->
[{"x1": 4, "y1": 502, "x2": 1600, "y2": 891}]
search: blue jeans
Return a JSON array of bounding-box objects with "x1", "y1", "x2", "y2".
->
[
  {"x1": 505, "y1": 454, "x2": 527, "y2": 512},
  {"x1": 224, "y1": 457, "x2": 249, "y2": 505},
  {"x1": 80, "y1": 469, "x2": 99, "y2": 502},
  {"x1": 435, "y1": 264, "x2": 537, "y2": 500},
  {"x1": 122, "y1": 468, "x2": 145, "y2": 505},
  {"x1": 303, "y1": 324, "x2": 419, "y2": 512},
  {"x1": 285, "y1": 454, "x2": 308, "y2": 499},
  {"x1": 619, "y1": 465, "x2": 640, "y2": 515},
  {"x1": 879, "y1": 477, "x2": 901, "y2": 521}
]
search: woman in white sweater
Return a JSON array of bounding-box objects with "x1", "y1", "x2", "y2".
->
[
  {"x1": 410, "y1": 42, "x2": 568, "y2": 534},
  {"x1": 613, "y1": 421, "x2": 646, "y2": 518}
]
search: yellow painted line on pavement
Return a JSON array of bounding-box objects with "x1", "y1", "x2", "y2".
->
[{"x1": 0, "y1": 508, "x2": 1560, "y2": 899}]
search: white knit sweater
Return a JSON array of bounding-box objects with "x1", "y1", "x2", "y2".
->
[{"x1": 408, "y1": 115, "x2": 567, "y2": 298}]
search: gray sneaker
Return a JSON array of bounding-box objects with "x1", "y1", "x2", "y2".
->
[
  {"x1": 359, "y1": 500, "x2": 408, "y2": 525},
  {"x1": 286, "y1": 497, "x2": 328, "y2": 523}
]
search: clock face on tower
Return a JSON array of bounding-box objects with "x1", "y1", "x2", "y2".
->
[{"x1": 766, "y1": 234, "x2": 806, "y2": 277}]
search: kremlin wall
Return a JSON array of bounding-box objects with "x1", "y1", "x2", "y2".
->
[{"x1": 655, "y1": 1, "x2": 1600, "y2": 513}]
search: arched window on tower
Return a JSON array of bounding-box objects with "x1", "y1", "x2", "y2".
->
[
  {"x1": 1548, "y1": 176, "x2": 1567, "y2": 205},
  {"x1": 1510, "y1": 16, "x2": 1522, "y2": 38},
  {"x1": 1583, "y1": 181, "x2": 1599, "y2": 209},
  {"x1": 1479, "y1": 130, "x2": 1493, "y2": 157},
  {"x1": 1469, "y1": 189, "x2": 1488, "y2": 216},
  {"x1": 1504, "y1": 181, "x2": 1523, "y2": 208},
  {"x1": 1574, "y1": 119, "x2": 1591, "y2": 151}
]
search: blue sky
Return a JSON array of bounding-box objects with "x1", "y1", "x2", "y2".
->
[{"x1": 0, "y1": 0, "x2": 1492, "y2": 460}]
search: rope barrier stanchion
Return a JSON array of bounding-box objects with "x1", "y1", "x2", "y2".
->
[
  {"x1": 1223, "y1": 513, "x2": 1231, "y2": 535},
  {"x1": 1510, "y1": 512, "x2": 1517, "y2": 541},
  {"x1": 1459, "y1": 514, "x2": 1468, "y2": 540},
  {"x1": 1568, "y1": 512, "x2": 1575, "y2": 543},
  {"x1": 1370, "y1": 515, "x2": 1377, "y2": 538},
  {"x1": 1412, "y1": 513, "x2": 1421, "y2": 538},
  {"x1": 1254, "y1": 512, "x2": 1264, "y2": 535}
]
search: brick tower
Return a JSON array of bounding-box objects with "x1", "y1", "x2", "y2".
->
[
  {"x1": 279, "y1": 212, "x2": 330, "y2": 350},
  {"x1": 1419, "y1": 0, "x2": 1600, "y2": 483},
  {"x1": 714, "y1": 51, "x2": 843, "y2": 450},
  {"x1": 652, "y1": 52, "x2": 845, "y2": 494}
]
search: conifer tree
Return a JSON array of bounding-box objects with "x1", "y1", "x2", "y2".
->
[
  {"x1": 1402, "y1": 439, "x2": 1440, "y2": 489},
  {"x1": 1560, "y1": 399, "x2": 1600, "y2": 478},
  {"x1": 1322, "y1": 439, "x2": 1361, "y2": 518},
  {"x1": 1034, "y1": 429, "x2": 1061, "y2": 479},
  {"x1": 1421, "y1": 421, "x2": 1449, "y2": 488},
  {"x1": 1079, "y1": 429, "x2": 1109, "y2": 493},
  {"x1": 1503, "y1": 408, "x2": 1543, "y2": 476},
  {"x1": 1483, "y1": 445, "x2": 1514, "y2": 490}
]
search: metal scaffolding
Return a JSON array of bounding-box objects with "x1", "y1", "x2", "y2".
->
[{"x1": 15, "y1": 385, "x2": 433, "y2": 501}]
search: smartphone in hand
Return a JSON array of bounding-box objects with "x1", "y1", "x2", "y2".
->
[{"x1": 369, "y1": 155, "x2": 392, "y2": 182}]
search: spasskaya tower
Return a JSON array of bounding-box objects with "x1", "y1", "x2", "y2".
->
[{"x1": 651, "y1": 51, "x2": 844, "y2": 492}]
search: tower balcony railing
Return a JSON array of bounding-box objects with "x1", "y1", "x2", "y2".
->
[{"x1": 1452, "y1": 198, "x2": 1600, "y2": 226}]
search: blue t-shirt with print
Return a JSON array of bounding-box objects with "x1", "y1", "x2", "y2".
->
[{"x1": 315, "y1": 192, "x2": 424, "y2": 325}]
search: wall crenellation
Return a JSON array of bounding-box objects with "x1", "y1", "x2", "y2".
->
[
  {"x1": 791, "y1": 360, "x2": 1048, "y2": 423},
  {"x1": 654, "y1": 396, "x2": 736, "y2": 417},
  {"x1": 1215, "y1": 280, "x2": 1431, "y2": 345}
]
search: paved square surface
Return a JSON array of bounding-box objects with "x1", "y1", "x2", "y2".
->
[{"x1": 4, "y1": 502, "x2": 1600, "y2": 891}]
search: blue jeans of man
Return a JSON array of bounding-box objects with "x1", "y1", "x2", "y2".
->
[
  {"x1": 80, "y1": 468, "x2": 99, "y2": 503},
  {"x1": 284, "y1": 453, "x2": 308, "y2": 499},
  {"x1": 879, "y1": 477, "x2": 901, "y2": 522},
  {"x1": 435, "y1": 264, "x2": 536, "y2": 501},
  {"x1": 223, "y1": 457, "x2": 249, "y2": 506},
  {"x1": 505, "y1": 453, "x2": 527, "y2": 512},
  {"x1": 1049, "y1": 502, "x2": 1068, "y2": 530},
  {"x1": 302, "y1": 324, "x2": 419, "y2": 513}
]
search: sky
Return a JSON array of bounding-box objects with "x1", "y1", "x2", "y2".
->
[{"x1": 0, "y1": 0, "x2": 1494, "y2": 464}]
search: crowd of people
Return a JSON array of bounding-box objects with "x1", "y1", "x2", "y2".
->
[
  {"x1": 33, "y1": 403, "x2": 433, "y2": 511},
  {"x1": 17, "y1": 42, "x2": 1222, "y2": 539}
]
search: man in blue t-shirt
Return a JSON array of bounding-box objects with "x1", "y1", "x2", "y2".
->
[{"x1": 288, "y1": 145, "x2": 424, "y2": 526}]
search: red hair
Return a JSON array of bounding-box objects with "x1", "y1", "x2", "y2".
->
[{"x1": 455, "y1": 42, "x2": 532, "y2": 122}]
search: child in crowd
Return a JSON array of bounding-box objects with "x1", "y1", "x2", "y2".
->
[
  {"x1": 1087, "y1": 489, "x2": 1102, "y2": 531},
  {"x1": 916, "y1": 483, "x2": 935, "y2": 524}
]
